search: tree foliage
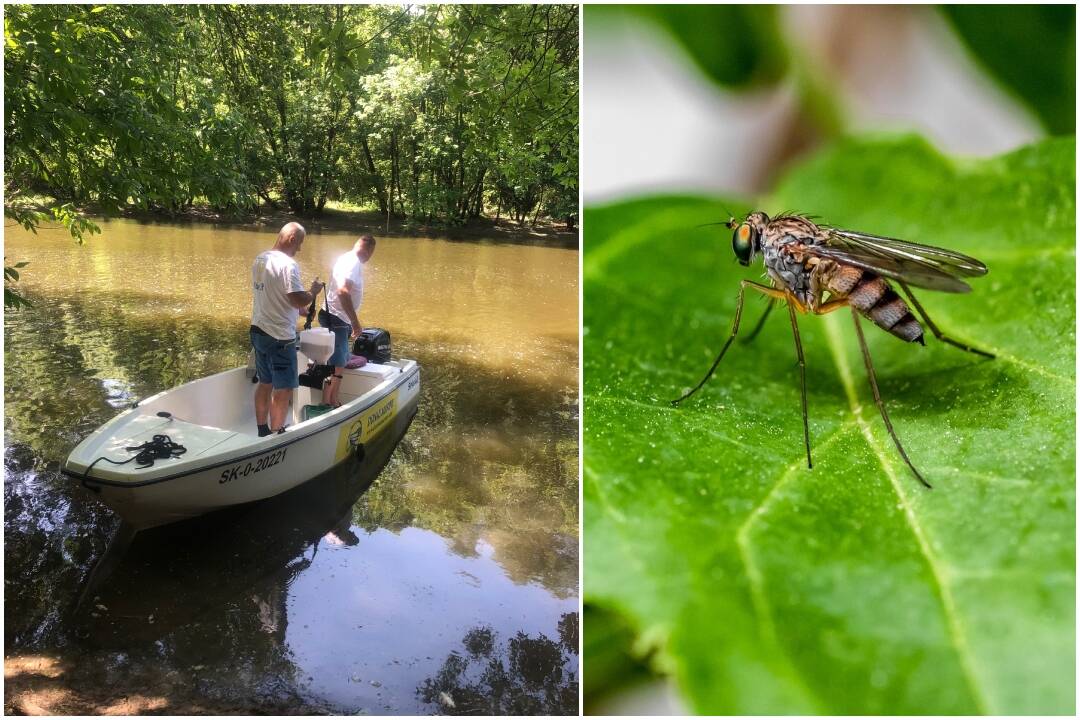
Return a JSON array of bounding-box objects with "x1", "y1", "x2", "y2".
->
[{"x1": 4, "y1": 4, "x2": 577, "y2": 224}]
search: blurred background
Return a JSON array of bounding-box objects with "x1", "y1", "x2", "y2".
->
[
  {"x1": 583, "y1": 4, "x2": 1075, "y2": 714},
  {"x1": 584, "y1": 4, "x2": 1074, "y2": 204}
]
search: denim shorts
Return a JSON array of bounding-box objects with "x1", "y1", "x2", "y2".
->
[
  {"x1": 250, "y1": 327, "x2": 299, "y2": 389},
  {"x1": 319, "y1": 309, "x2": 352, "y2": 368}
]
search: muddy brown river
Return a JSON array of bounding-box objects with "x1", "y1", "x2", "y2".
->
[{"x1": 3, "y1": 217, "x2": 579, "y2": 714}]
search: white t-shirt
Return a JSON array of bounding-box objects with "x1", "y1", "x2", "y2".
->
[
  {"x1": 326, "y1": 251, "x2": 364, "y2": 325},
  {"x1": 251, "y1": 250, "x2": 304, "y2": 341}
]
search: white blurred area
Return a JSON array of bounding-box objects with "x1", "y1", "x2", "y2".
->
[{"x1": 583, "y1": 5, "x2": 1043, "y2": 203}]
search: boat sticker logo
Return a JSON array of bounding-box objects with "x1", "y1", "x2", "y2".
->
[{"x1": 335, "y1": 390, "x2": 399, "y2": 462}]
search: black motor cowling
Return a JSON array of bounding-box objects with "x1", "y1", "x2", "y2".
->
[
  {"x1": 353, "y1": 328, "x2": 391, "y2": 364},
  {"x1": 298, "y1": 363, "x2": 335, "y2": 389}
]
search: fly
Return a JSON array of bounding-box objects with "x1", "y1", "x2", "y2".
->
[{"x1": 671, "y1": 211, "x2": 994, "y2": 488}]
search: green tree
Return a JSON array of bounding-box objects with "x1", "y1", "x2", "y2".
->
[{"x1": 4, "y1": 2, "x2": 579, "y2": 252}]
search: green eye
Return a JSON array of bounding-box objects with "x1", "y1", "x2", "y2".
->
[{"x1": 732, "y1": 223, "x2": 755, "y2": 265}]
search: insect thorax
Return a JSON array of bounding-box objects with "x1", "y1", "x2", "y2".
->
[{"x1": 762, "y1": 234, "x2": 812, "y2": 303}]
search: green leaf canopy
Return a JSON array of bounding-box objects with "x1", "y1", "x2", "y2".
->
[{"x1": 584, "y1": 136, "x2": 1075, "y2": 714}]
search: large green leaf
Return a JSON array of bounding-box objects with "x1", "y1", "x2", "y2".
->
[{"x1": 583, "y1": 136, "x2": 1075, "y2": 714}]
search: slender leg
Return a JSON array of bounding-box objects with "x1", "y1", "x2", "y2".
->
[
  {"x1": 851, "y1": 308, "x2": 931, "y2": 488},
  {"x1": 671, "y1": 280, "x2": 786, "y2": 406},
  {"x1": 742, "y1": 298, "x2": 775, "y2": 343},
  {"x1": 324, "y1": 365, "x2": 345, "y2": 407},
  {"x1": 787, "y1": 300, "x2": 812, "y2": 469},
  {"x1": 899, "y1": 282, "x2": 994, "y2": 359},
  {"x1": 813, "y1": 298, "x2": 850, "y2": 315},
  {"x1": 254, "y1": 382, "x2": 272, "y2": 425},
  {"x1": 269, "y1": 388, "x2": 293, "y2": 431}
]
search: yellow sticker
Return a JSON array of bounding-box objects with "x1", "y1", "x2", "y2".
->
[{"x1": 335, "y1": 390, "x2": 399, "y2": 461}]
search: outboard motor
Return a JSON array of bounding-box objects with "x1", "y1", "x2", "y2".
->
[{"x1": 353, "y1": 328, "x2": 391, "y2": 364}]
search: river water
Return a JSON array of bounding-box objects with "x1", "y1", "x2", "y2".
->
[{"x1": 3, "y1": 217, "x2": 579, "y2": 714}]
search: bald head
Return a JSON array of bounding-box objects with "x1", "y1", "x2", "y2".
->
[{"x1": 275, "y1": 222, "x2": 307, "y2": 256}]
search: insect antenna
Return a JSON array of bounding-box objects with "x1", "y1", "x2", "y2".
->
[
  {"x1": 695, "y1": 218, "x2": 739, "y2": 231},
  {"x1": 693, "y1": 205, "x2": 740, "y2": 230},
  {"x1": 720, "y1": 204, "x2": 738, "y2": 228}
]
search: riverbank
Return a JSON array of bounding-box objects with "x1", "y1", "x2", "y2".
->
[
  {"x1": 51, "y1": 200, "x2": 578, "y2": 249},
  {"x1": 4, "y1": 654, "x2": 324, "y2": 715}
]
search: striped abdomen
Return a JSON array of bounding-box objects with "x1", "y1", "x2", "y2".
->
[{"x1": 827, "y1": 266, "x2": 924, "y2": 343}]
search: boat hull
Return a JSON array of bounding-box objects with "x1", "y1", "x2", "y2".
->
[{"x1": 64, "y1": 361, "x2": 420, "y2": 529}]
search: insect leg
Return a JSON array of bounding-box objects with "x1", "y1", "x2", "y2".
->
[
  {"x1": 786, "y1": 299, "x2": 812, "y2": 469},
  {"x1": 741, "y1": 298, "x2": 775, "y2": 343},
  {"x1": 812, "y1": 298, "x2": 850, "y2": 315},
  {"x1": 851, "y1": 308, "x2": 931, "y2": 488},
  {"x1": 899, "y1": 282, "x2": 994, "y2": 359},
  {"x1": 671, "y1": 281, "x2": 785, "y2": 406}
]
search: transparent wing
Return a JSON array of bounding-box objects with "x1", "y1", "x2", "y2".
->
[
  {"x1": 806, "y1": 228, "x2": 988, "y2": 293},
  {"x1": 830, "y1": 228, "x2": 987, "y2": 276}
]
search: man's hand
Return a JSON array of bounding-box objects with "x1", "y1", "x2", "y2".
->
[
  {"x1": 309, "y1": 279, "x2": 325, "y2": 296},
  {"x1": 350, "y1": 323, "x2": 362, "y2": 340}
]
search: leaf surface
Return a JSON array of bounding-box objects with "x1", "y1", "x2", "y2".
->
[{"x1": 583, "y1": 136, "x2": 1075, "y2": 714}]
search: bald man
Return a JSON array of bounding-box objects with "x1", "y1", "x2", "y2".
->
[{"x1": 250, "y1": 222, "x2": 324, "y2": 436}]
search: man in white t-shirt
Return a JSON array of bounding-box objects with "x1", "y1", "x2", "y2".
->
[
  {"x1": 318, "y1": 234, "x2": 376, "y2": 407},
  {"x1": 250, "y1": 222, "x2": 324, "y2": 435}
]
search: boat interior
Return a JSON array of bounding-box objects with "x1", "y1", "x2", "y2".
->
[{"x1": 135, "y1": 359, "x2": 406, "y2": 438}]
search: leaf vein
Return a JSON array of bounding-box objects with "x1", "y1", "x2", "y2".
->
[
  {"x1": 734, "y1": 420, "x2": 857, "y2": 713},
  {"x1": 823, "y1": 313, "x2": 994, "y2": 715}
]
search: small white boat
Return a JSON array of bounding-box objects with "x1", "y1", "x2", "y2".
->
[{"x1": 63, "y1": 335, "x2": 420, "y2": 530}]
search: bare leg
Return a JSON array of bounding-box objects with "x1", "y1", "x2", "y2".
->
[
  {"x1": 787, "y1": 301, "x2": 812, "y2": 469},
  {"x1": 742, "y1": 298, "x2": 775, "y2": 343},
  {"x1": 269, "y1": 389, "x2": 293, "y2": 431},
  {"x1": 671, "y1": 280, "x2": 786, "y2": 406},
  {"x1": 325, "y1": 367, "x2": 345, "y2": 407},
  {"x1": 254, "y1": 382, "x2": 272, "y2": 425},
  {"x1": 899, "y1": 282, "x2": 994, "y2": 359},
  {"x1": 851, "y1": 308, "x2": 931, "y2": 488}
]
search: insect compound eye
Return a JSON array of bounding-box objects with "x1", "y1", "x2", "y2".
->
[{"x1": 732, "y1": 223, "x2": 756, "y2": 266}]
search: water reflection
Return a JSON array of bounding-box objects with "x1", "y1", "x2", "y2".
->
[
  {"x1": 418, "y1": 617, "x2": 579, "y2": 715},
  {"x1": 284, "y1": 528, "x2": 576, "y2": 714},
  {"x1": 4, "y1": 220, "x2": 578, "y2": 713}
]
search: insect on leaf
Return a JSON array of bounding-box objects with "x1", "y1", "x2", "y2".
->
[{"x1": 584, "y1": 136, "x2": 1075, "y2": 714}]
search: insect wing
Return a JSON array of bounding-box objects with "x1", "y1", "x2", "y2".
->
[
  {"x1": 830, "y1": 229, "x2": 987, "y2": 276},
  {"x1": 808, "y1": 228, "x2": 987, "y2": 293}
]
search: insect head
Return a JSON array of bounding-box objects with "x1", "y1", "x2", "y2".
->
[{"x1": 728, "y1": 211, "x2": 767, "y2": 267}]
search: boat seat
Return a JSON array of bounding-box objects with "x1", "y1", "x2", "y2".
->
[
  {"x1": 343, "y1": 363, "x2": 396, "y2": 379},
  {"x1": 99, "y1": 414, "x2": 241, "y2": 467}
]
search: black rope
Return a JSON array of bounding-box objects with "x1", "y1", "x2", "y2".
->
[{"x1": 85, "y1": 434, "x2": 187, "y2": 475}]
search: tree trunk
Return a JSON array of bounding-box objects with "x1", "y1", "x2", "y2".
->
[
  {"x1": 531, "y1": 189, "x2": 545, "y2": 225},
  {"x1": 359, "y1": 134, "x2": 388, "y2": 214}
]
